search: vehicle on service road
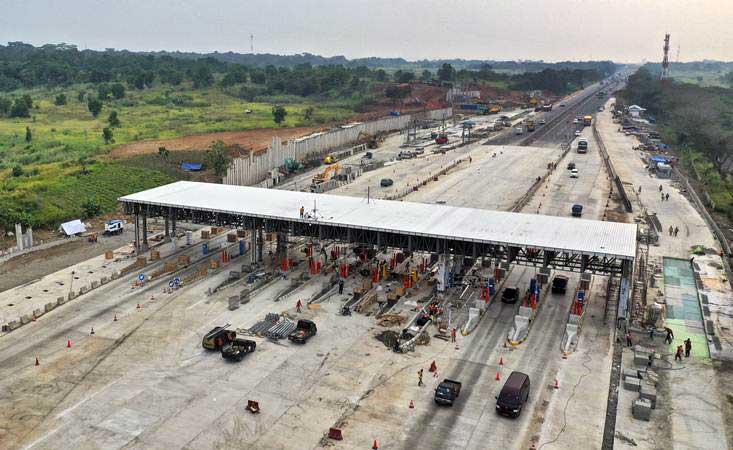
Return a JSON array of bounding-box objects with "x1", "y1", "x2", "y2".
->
[
  {"x1": 104, "y1": 219, "x2": 124, "y2": 235},
  {"x1": 567, "y1": 162, "x2": 576, "y2": 170},
  {"x1": 574, "y1": 130, "x2": 582, "y2": 137},
  {"x1": 288, "y1": 319, "x2": 317, "y2": 344},
  {"x1": 413, "y1": 147, "x2": 425, "y2": 155},
  {"x1": 551, "y1": 275, "x2": 569, "y2": 294},
  {"x1": 570, "y1": 168, "x2": 579, "y2": 178},
  {"x1": 514, "y1": 127, "x2": 524, "y2": 135},
  {"x1": 397, "y1": 151, "x2": 414, "y2": 160},
  {"x1": 501, "y1": 286, "x2": 520, "y2": 304},
  {"x1": 221, "y1": 338, "x2": 256, "y2": 361},
  {"x1": 434, "y1": 379, "x2": 462, "y2": 406},
  {"x1": 577, "y1": 138, "x2": 588, "y2": 153},
  {"x1": 202, "y1": 325, "x2": 236, "y2": 350},
  {"x1": 496, "y1": 371, "x2": 531, "y2": 418},
  {"x1": 380, "y1": 178, "x2": 394, "y2": 187},
  {"x1": 571, "y1": 204, "x2": 583, "y2": 217},
  {"x1": 538, "y1": 119, "x2": 546, "y2": 125}
]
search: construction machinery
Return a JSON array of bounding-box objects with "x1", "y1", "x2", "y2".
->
[
  {"x1": 202, "y1": 324, "x2": 236, "y2": 350},
  {"x1": 323, "y1": 154, "x2": 335, "y2": 164},
  {"x1": 312, "y1": 163, "x2": 340, "y2": 186},
  {"x1": 288, "y1": 319, "x2": 318, "y2": 344},
  {"x1": 283, "y1": 158, "x2": 303, "y2": 173},
  {"x1": 358, "y1": 131, "x2": 382, "y2": 149}
]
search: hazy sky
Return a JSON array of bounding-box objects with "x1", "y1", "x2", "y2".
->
[{"x1": 1, "y1": 0, "x2": 732, "y2": 62}]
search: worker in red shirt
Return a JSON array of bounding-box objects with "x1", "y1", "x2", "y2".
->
[
  {"x1": 296, "y1": 299, "x2": 302, "y2": 313},
  {"x1": 451, "y1": 328, "x2": 457, "y2": 343}
]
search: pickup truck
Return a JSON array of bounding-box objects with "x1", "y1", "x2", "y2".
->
[
  {"x1": 551, "y1": 275, "x2": 569, "y2": 294},
  {"x1": 434, "y1": 379, "x2": 462, "y2": 406},
  {"x1": 202, "y1": 325, "x2": 236, "y2": 350},
  {"x1": 288, "y1": 319, "x2": 317, "y2": 344},
  {"x1": 221, "y1": 338, "x2": 256, "y2": 361}
]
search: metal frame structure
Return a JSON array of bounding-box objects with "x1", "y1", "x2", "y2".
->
[{"x1": 121, "y1": 182, "x2": 636, "y2": 276}]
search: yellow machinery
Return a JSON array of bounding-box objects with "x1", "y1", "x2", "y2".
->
[
  {"x1": 323, "y1": 154, "x2": 335, "y2": 164},
  {"x1": 312, "y1": 163, "x2": 340, "y2": 185},
  {"x1": 357, "y1": 131, "x2": 382, "y2": 149}
]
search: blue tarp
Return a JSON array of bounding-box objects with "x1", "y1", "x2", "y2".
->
[
  {"x1": 650, "y1": 155, "x2": 671, "y2": 164},
  {"x1": 180, "y1": 162, "x2": 203, "y2": 171},
  {"x1": 655, "y1": 143, "x2": 668, "y2": 150}
]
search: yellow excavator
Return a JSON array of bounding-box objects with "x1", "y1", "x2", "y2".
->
[
  {"x1": 357, "y1": 131, "x2": 382, "y2": 149},
  {"x1": 312, "y1": 163, "x2": 340, "y2": 186}
]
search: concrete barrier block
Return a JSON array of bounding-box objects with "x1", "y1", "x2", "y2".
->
[
  {"x1": 111, "y1": 271, "x2": 120, "y2": 280},
  {"x1": 44, "y1": 302, "x2": 56, "y2": 313},
  {"x1": 633, "y1": 398, "x2": 652, "y2": 421},
  {"x1": 91, "y1": 280, "x2": 100, "y2": 289},
  {"x1": 623, "y1": 377, "x2": 641, "y2": 392},
  {"x1": 634, "y1": 349, "x2": 653, "y2": 367},
  {"x1": 568, "y1": 314, "x2": 582, "y2": 325},
  {"x1": 68, "y1": 291, "x2": 77, "y2": 300},
  {"x1": 20, "y1": 315, "x2": 31, "y2": 325},
  {"x1": 100, "y1": 276, "x2": 109, "y2": 285},
  {"x1": 623, "y1": 368, "x2": 640, "y2": 380},
  {"x1": 8, "y1": 320, "x2": 20, "y2": 330},
  {"x1": 240, "y1": 292, "x2": 251, "y2": 304},
  {"x1": 80, "y1": 286, "x2": 88, "y2": 294},
  {"x1": 639, "y1": 385, "x2": 657, "y2": 409},
  {"x1": 508, "y1": 315, "x2": 530, "y2": 343},
  {"x1": 518, "y1": 306, "x2": 533, "y2": 318},
  {"x1": 33, "y1": 308, "x2": 43, "y2": 319},
  {"x1": 229, "y1": 271, "x2": 241, "y2": 279},
  {"x1": 56, "y1": 297, "x2": 66, "y2": 306}
]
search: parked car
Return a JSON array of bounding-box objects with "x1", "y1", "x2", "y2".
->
[
  {"x1": 221, "y1": 338, "x2": 256, "y2": 361},
  {"x1": 551, "y1": 275, "x2": 569, "y2": 294},
  {"x1": 288, "y1": 319, "x2": 317, "y2": 344},
  {"x1": 380, "y1": 178, "x2": 394, "y2": 187},
  {"x1": 496, "y1": 371, "x2": 531, "y2": 418},
  {"x1": 413, "y1": 147, "x2": 425, "y2": 155},
  {"x1": 567, "y1": 162, "x2": 576, "y2": 170},
  {"x1": 501, "y1": 286, "x2": 520, "y2": 304},
  {"x1": 560, "y1": 103, "x2": 566, "y2": 107},
  {"x1": 397, "y1": 151, "x2": 413, "y2": 160},
  {"x1": 202, "y1": 325, "x2": 236, "y2": 350},
  {"x1": 514, "y1": 127, "x2": 524, "y2": 135},
  {"x1": 574, "y1": 130, "x2": 582, "y2": 137},
  {"x1": 573, "y1": 118, "x2": 580, "y2": 124},
  {"x1": 570, "y1": 168, "x2": 579, "y2": 178},
  {"x1": 571, "y1": 204, "x2": 583, "y2": 217},
  {"x1": 538, "y1": 119, "x2": 546, "y2": 125}
]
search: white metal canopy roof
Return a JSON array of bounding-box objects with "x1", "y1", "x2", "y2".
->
[{"x1": 120, "y1": 181, "x2": 637, "y2": 260}]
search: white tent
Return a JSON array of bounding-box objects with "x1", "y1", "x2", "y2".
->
[{"x1": 60, "y1": 219, "x2": 86, "y2": 236}]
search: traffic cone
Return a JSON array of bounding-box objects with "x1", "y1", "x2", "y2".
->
[
  {"x1": 67, "y1": 339, "x2": 72, "y2": 348},
  {"x1": 150, "y1": 294, "x2": 155, "y2": 302},
  {"x1": 372, "y1": 439, "x2": 379, "y2": 449},
  {"x1": 495, "y1": 372, "x2": 501, "y2": 381},
  {"x1": 562, "y1": 352, "x2": 568, "y2": 359},
  {"x1": 90, "y1": 327, "x2": 95, "y2": 335},
  {"x1": 35, "y1": 356, "x2": 40, "y2": 366},
  {"x1": 136, "y1": 303, "x2": 141, "y2": 309},
  {"x1": 554, "y1": 378, "x2": 560, "y2": 389},
  {"x1": 113, "y1": 314, "x2": 118, "y2": 322},
  {"x1": 499, "y1": 357, "x2": 504, "y2": 365},
  {"x1": 409, "y1": 400, "x2": 414, "y2": 409}
]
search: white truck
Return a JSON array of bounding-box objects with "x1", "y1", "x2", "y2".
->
[{"x1": 104, "y1": 219, "x2": 124, "y2": 235}]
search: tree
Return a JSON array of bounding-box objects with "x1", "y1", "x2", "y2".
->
[
  {"x1": 437, "y1": 63, "x2": 456, "y2": 82},
  {"x1": 205, "y1": 140, "x2": 230, "y2": 177},
  {"x1": 421, "y1": 70, "x2": 433, "y2": 82},
  {"x1": 192, "y1": 66, "x2": 213, "y2": 88},
  {"x1": 384, "y1": 84, "x2": 412, "y2": 103},
  {"x1": 54, "y1": 93, "x2": 67, "y2": 105},
  {"x1": 110, "y1": 83, "x2": 125, "y2": 99},
  {"x1": 393, "y1": 70, "x2": 414, "y2": 84},
  {"x1": 304, "y1": 106, "x2": 314, "y2": 121},
  {"x1": 21, "y1": 94, "x2": 33, "y2": 109},
  {"x1": 0, "y1": 97, "x2": 11, "y2": 115},
  {"x1": 102, "y1": 127, "x2": 114, "y2": 144},
  {"x1": 108, "y1": 110, "x2": 120, "y2": 127},
  {"x1": 81, "y1": 199, "x2": 101, "y2": 218},
  {"x1": 77, "y1": 91, "x2": 85, "y2": 102},
  {"x1": 375, "y1": 69, "x2": 387, "y2": 82},
  {"x1": 10, "y1": 99, "x2": 30, "y2": 118},
  {"x1": 25, "y1": 126, "x2": 32, "y2": 142},
  {"x1": 11, "y1": 165, "x2": 24, "y2": 177},
  {"x1": 272, "y1": 105, "x2": 287, "y2": 125},
  {"x1": 97, "y1": 84, "x2": 111, "y2": 100},
  {"x1": 87, "y1": 97, "x2": 103, "y2": 117}
]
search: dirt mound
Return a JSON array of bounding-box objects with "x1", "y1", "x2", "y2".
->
[
  {"x1": 110, "y1": 126, "x2": 325, "y2": 159},
  {"x1": 375, "y1": 330, "x2": 400, "y2": 348}
]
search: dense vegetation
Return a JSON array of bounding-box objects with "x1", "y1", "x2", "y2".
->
[
  {"x1": 642, "y1": 61, "x2": 733, "y2": 88},
  {"x1": 620, "y1": 68, "x2": 733, "y2": 218},
  {"x1": 0, "y1": 42, "x2": 616, "y2": 231}
]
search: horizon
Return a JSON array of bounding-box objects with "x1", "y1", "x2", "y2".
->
[{"x1": 1, "y1": 0, "x2": 731, "y2": 63}]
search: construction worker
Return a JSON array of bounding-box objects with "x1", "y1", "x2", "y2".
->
[
  {"x1": 661, "y1": 192, "x2": 665, "y2": 201},
  {"x1": 299, "y1": 206, "x2": 305, "y2": 218},
  {"x1": 664, "y1": 327, "x2": 674, "y2": 344},
  {"x1": 669, "y1": 225, "x2": 674, "y2": 236},
  {"x1": 338, "y1": 278, "x2": 344, "y2": 295},
  {"x1": 674, "y1": 226, "x2": 679, "y2": 237},
  {"x1": 638, "y1": 186, "x2": 642, "y2": 194},
  {"x1": 675, "y1": 345, "x2": 684, "y2": 362},
  {"x1": 626, "y1": 330, "x2": 633, "y2": 347},
  {"x1": 659, "y1": 184, "x2": 663, "y2": 192},
  {"x1": 451, "y1": 328, "x2": 457, "y2": 343},
  {"x1": 684, "y1": 338, "x2": 692, "y2": 357},
  {"x1": 417, "y1": 369, "x2": 424, "y2": 387},
  {"x1": 666, "y1": 193, "x2": 670, "y2": 201},
  {"x1": 296, "y1": 299, "x2": 302, "y2": 313},
  {"x1": 649, "y1": 327, "x2": 654, "y2": 341}
]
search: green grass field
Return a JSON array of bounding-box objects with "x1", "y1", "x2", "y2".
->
[{"x1": 0, "y1": 84, "x2": 363, "y2": 229}]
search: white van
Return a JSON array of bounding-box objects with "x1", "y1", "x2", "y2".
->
[{"x1": 514, "y1": 127, "x2": 524, "y2": 135}]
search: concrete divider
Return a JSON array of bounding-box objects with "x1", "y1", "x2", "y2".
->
[
  {"x1": 561, "y1": 323, "x2": 579, "y2": 353},
  {"x1": 20, "y1": 314, "x2": 31, "y2": 324},
  {"x1": 33, "y1": 308, "x2": 43, "y2": 319},
  {"x1": 91, "y1": 280, "x2": 100, "y2": 289},
  {"x1": 508, "y1": 306, "x2": 534, "y2": 343},
  {"x1": 57, "y1": 296, "x2": 66, "y2": 306},
  {"x1": 44, "y1": 302, "x2": 55, "y2": 313}
]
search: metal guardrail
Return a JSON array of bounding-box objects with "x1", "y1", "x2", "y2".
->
[{"x1": 593, "y1": 122, "x2": 633, "y2": 213}]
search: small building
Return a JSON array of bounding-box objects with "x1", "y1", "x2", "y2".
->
[{"x1": 628, "y1": 105, "x2": 646, "y2": 118}]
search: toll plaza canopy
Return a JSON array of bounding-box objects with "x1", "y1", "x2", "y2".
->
[{"x1": 120, "y1": 181, "x2": 637, "y2": 274}]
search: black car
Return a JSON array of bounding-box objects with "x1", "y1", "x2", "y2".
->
[
  {"x1": 221, "y1": 338, "x2": 256, "y2": 361},
  {"x1": 567, "y1": 162, "x2": 576, "y2": 170},
  {"x1": 501, "y1": 286, "x2": 519, "y2": 304},
  {"x1": 496, "y1": 371, "x2": 530, "y2": 418},
  {"x1": 380, "y1": 178, "x2": 394, "y2": 187},
  {"x1": 551, "y1": 275, "x2": 569, "y2": 294}
]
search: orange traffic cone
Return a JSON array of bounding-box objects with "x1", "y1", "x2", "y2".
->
[
  {"x1": 409, "y1": 400, "x2": 414, "y2": 409},
  {"x1": 67, "y1": 339, "x2": 72, "y2": 348},
  {"x1": 495, "y1": 372, "x2": 501, "y2": 381},
  {"x1": 35, "y1": 356, "x2": 40, "y2": 366},
  {"x1": 372, "y1": 439, "x2": 379, "y2": 449},
  {"x1": 499, "y1": 357, "x2": 504, "y2": 365},
  {"x1": 554, "y1": 378, "x2": 560, "y2": 389},
  {"x1": 90, "y1": 327, "x2": 95, "y2": 335}
]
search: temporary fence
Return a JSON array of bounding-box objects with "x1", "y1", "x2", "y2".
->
[{"x1": 223, "y1": 108, "x2": 452, "y2": 187}]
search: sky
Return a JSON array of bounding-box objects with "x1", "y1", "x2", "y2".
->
[{"x1": 1, "y1": 0, "x2": 732, "y2": 62}]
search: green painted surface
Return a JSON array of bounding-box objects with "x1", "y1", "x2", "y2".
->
[{"x1": 663, "y1": 258, "x2": 709, "y2": 358}]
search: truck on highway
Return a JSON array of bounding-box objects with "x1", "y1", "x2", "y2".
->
[
  {"x1": 526, "y1": 120, "x2": 535, "y2": 132},
  {"x1": 434, "y1": 379, "x2": 462, "y2": 406},
  {"x1": 221, "y1": 338, "x2": 256, "y2": 361},
  {"x1": 583, "y1": 115, "x2": 593, "y2": 126},
  {"x1": 288, "y1": 319, "x2": 317, "y2": 344}
]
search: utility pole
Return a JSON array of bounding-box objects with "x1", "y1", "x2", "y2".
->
[
  {"x1": 660, "y1": 34, "x2": 671, "y2": 85},
  {"x1": 250, "y1": 34, "x2": 254, "y2": 53}
]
